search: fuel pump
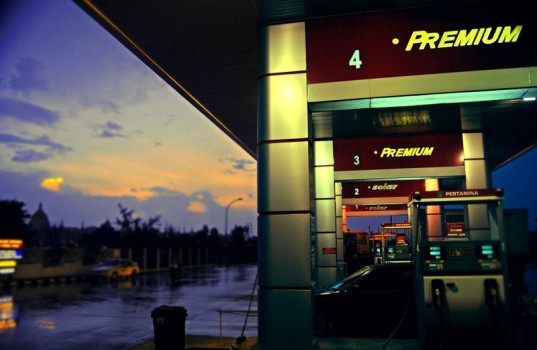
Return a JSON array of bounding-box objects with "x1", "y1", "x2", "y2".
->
[
  {"x1": 381, "y1": 223, "x2": 412, "y2": 263},
  {"x1": 408, "y1": 189, "x2": 512, "y2": 349}
]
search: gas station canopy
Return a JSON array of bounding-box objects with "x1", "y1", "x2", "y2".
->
[{"x1": 74, "y1": 0, "x2": 537, "y2": 168}]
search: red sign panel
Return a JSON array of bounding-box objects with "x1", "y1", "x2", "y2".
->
[
  {"x1": 345, "y1": 204, "x2": 408, "y2": 213},
  {"x1": 334, "y1": 133, "x2": 463, "y2": 172},
  {"x1": 306, "y1": 2, "x2": 535, "y2": 84},
  {"x1": 322, "y1": 247, "x2": 337, "y2": 254},
  {"x1": 342, "y1": 180, "x2": 425, "y2": 199},
  {"x1": 447, "y1": 222, "x2": 466, "y2": 236}
]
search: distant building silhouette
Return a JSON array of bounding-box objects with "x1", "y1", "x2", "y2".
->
[{"x1": 28, "y1": 203, "x2": 51, "y2": 246}]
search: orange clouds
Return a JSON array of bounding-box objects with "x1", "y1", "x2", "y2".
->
[
  {"x1": 40, "y1": 177, "x2": 64, "y2": 192},
  {"x1": 187, "y1": 201, "x2": 206, "y2": 214}
]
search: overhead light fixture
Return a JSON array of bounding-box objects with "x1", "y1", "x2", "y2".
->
[
  {"x1": 310, "y1": 87, "x2": 537, "y2": 111},
  {"x1": 371, "y1": 88, "x2": 535, "y2": 108}
]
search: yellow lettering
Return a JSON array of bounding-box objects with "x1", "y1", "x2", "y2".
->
[
  {"x1": 473, "y1": 28, "x2": 485, "y2": 45},
  {"x1": 406, "y1": 25, "x2": 523, "y2": 51},
  {"x1": 423, "y1": 32, "x2": 440, "y2": 49},
  {"x1": 379, "y1": 147, "x2": 434, "y2": 157},
  {"x1": 438, "y1": 30, "x2": 457, "y2": 48},
  {"x1": 405, "y1": 31, "x2": 427, "y2": 51},
  {"x1": 481, "y1": 27, "x2": 502, "y2": 44},
  {"x1": 405, "y1": 31, "x2": 440, "y2": 51},
  {"x1": 455, "y1": 29, "x2": 478, "y2": 46},
  {"x1": 403, "y1": 148, "x2": 415, "y2": 156},
  {"x1": 498, "y1": 25, "x2": 522, "y2": 43},
  {"x1": 380, "y1": 148, "x2": 395, "y2": 157}
]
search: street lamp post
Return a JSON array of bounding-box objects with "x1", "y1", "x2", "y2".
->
[{"x1": 224, "y1": 197, "x2": 243, "y2": 239}]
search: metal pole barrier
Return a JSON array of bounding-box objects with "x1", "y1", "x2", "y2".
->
[
  {"x1": 237, "y1": 274, "x2": 258, "y2": 343},
  {"x1": 219, "y1": 309, "x2": 223, "y2": 347}
]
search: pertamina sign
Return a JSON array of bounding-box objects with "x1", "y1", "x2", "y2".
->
[{"x1": 416, "y1": 188, "x2": 502, "y2": 200}]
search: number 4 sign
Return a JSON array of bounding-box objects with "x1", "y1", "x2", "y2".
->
[{"x1": 349, "y1": 50, "x2": 362, "y2": 69}]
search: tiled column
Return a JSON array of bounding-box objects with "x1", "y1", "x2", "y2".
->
[
  {"x1": 258, "y1": 22, "x2": 314, "y2": 349},
  {"x1": 314, "y1": 140, "x2": 340, "y2": 288},
  {"x1": 424, "y1": 179, "x2": 442, "y2": 238},
  {"x1": 461, "y1": 109, "x2": 492, "y2": 240}
]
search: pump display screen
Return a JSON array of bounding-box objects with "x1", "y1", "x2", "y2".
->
[
  {"x1": 422, "y1": 241, "x2": 503, "y2": 273},
  {"x1": 477, "y1": 244, "x2": 499, "y2": 260},
  {"x1": 424, "y1": 245, "x2": 446, "y2": 261},
  {"x1": 448, "y1": 247, "x2": 475, "y2": 258}
]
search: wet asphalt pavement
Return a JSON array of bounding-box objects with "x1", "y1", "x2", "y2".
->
[
  {"x1": 2, "y1": 263, "x2": 535, "y2": 350},
  {"x1": 0, "y1": 264, "x2": 258, "y2": 350}
]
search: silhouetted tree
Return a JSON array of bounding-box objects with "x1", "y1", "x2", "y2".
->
[
  {"x1": 98, "y1": 220, "x2": 122, "y2": 246},
  {"x1": 229, "y1": 225, "x2": 248, "y2": 263},
  {"x1": 194, "y1": 225, "x2": 210, "y2": 245},
  {"x1": 115, "y1": 204, "x2": 136, "y2": 233},
  {"x1": 209, "y1": 227, "x2": 221, "y2": 245},
  {"x1": 0, "y1": 198, "x2": 29, "y2": 238}
]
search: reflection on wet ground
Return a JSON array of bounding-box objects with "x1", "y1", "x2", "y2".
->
[{"x1": 0, "y1": 264, "x2": 258, "y2": 350}]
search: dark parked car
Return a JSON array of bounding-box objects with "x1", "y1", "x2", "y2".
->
[{"x1": 315, "y1": 263, "x2": 416, "y2": 338}]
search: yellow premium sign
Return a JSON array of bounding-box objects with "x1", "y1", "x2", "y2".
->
[{"x1": 405, "y1": 25, "x2": 523, "y2": 51}]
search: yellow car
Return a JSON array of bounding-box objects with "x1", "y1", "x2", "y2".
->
[{"x1": 90, "y1": 258, "x2": 140, "y2": 281}]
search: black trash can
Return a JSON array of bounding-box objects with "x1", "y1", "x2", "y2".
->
[{"x1": 151, "y1": 305, "x2": 188, "y2": 350}]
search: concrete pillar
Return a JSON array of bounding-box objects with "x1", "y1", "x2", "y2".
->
[
  {"x1": 334, "y1": 183, "x2": 345, "y2": 280},
  {"x1": 314, "y1": 140, "x2": 339, "y2": 289},
  {"x1": 461, "y1": 108, "x2": 492, "y2": 240},
  {"x1": 425, "y1": 179, "x2": 442, "y2": 238},
  {"x1": 258, "y1": 21, "x2": 314, "y2": 350}
]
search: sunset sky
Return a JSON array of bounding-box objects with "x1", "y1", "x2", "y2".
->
[
  {"x1": 0, "y1": 0, "x2": 257, "y2": 234},
  {"x1": 1, "y1": 1, "x2": 536, "y2": 236}
]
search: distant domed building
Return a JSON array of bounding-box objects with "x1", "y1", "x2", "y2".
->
[
  {"x1": 29, "y1": 203, "x2": 51, "y2": 231},
  {"x1": 28, "y1": 203, "x2": 51, "y2": 246}
]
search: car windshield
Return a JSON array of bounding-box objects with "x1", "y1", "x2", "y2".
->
[
  {"x1": 325, "y1": 265, "x2": 375, "y2": 292},
  {"x1": 101, "y1": 259, "x2": 120, "y2": 266}
]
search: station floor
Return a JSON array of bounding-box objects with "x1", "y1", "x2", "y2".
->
[{"x1": 121, "y1": 335, "x2": 423, "y2": 350}]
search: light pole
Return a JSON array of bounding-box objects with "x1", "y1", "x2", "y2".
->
[{"x1": 224, "y1": 197, "x2": 243, "y2": 239}]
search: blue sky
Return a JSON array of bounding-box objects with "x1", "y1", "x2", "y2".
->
[
  {"x1": 0, "y1": 0, "x2": 257, "y2": 233},
  {"x1": 1, "y1": 1, "x2": 535, "y2": 235},
  {"x1": 492, "y1": 149, "x2": 537, "y2": 231}
]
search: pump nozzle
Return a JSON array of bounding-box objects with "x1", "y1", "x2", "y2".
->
[{"x1": 431, "y1": 279, "x2": 445, "y2": 309}]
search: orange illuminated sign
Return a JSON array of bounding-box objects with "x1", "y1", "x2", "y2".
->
[{"x1": 0, "y1": 239, "x2": 23, "y2": 249}]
